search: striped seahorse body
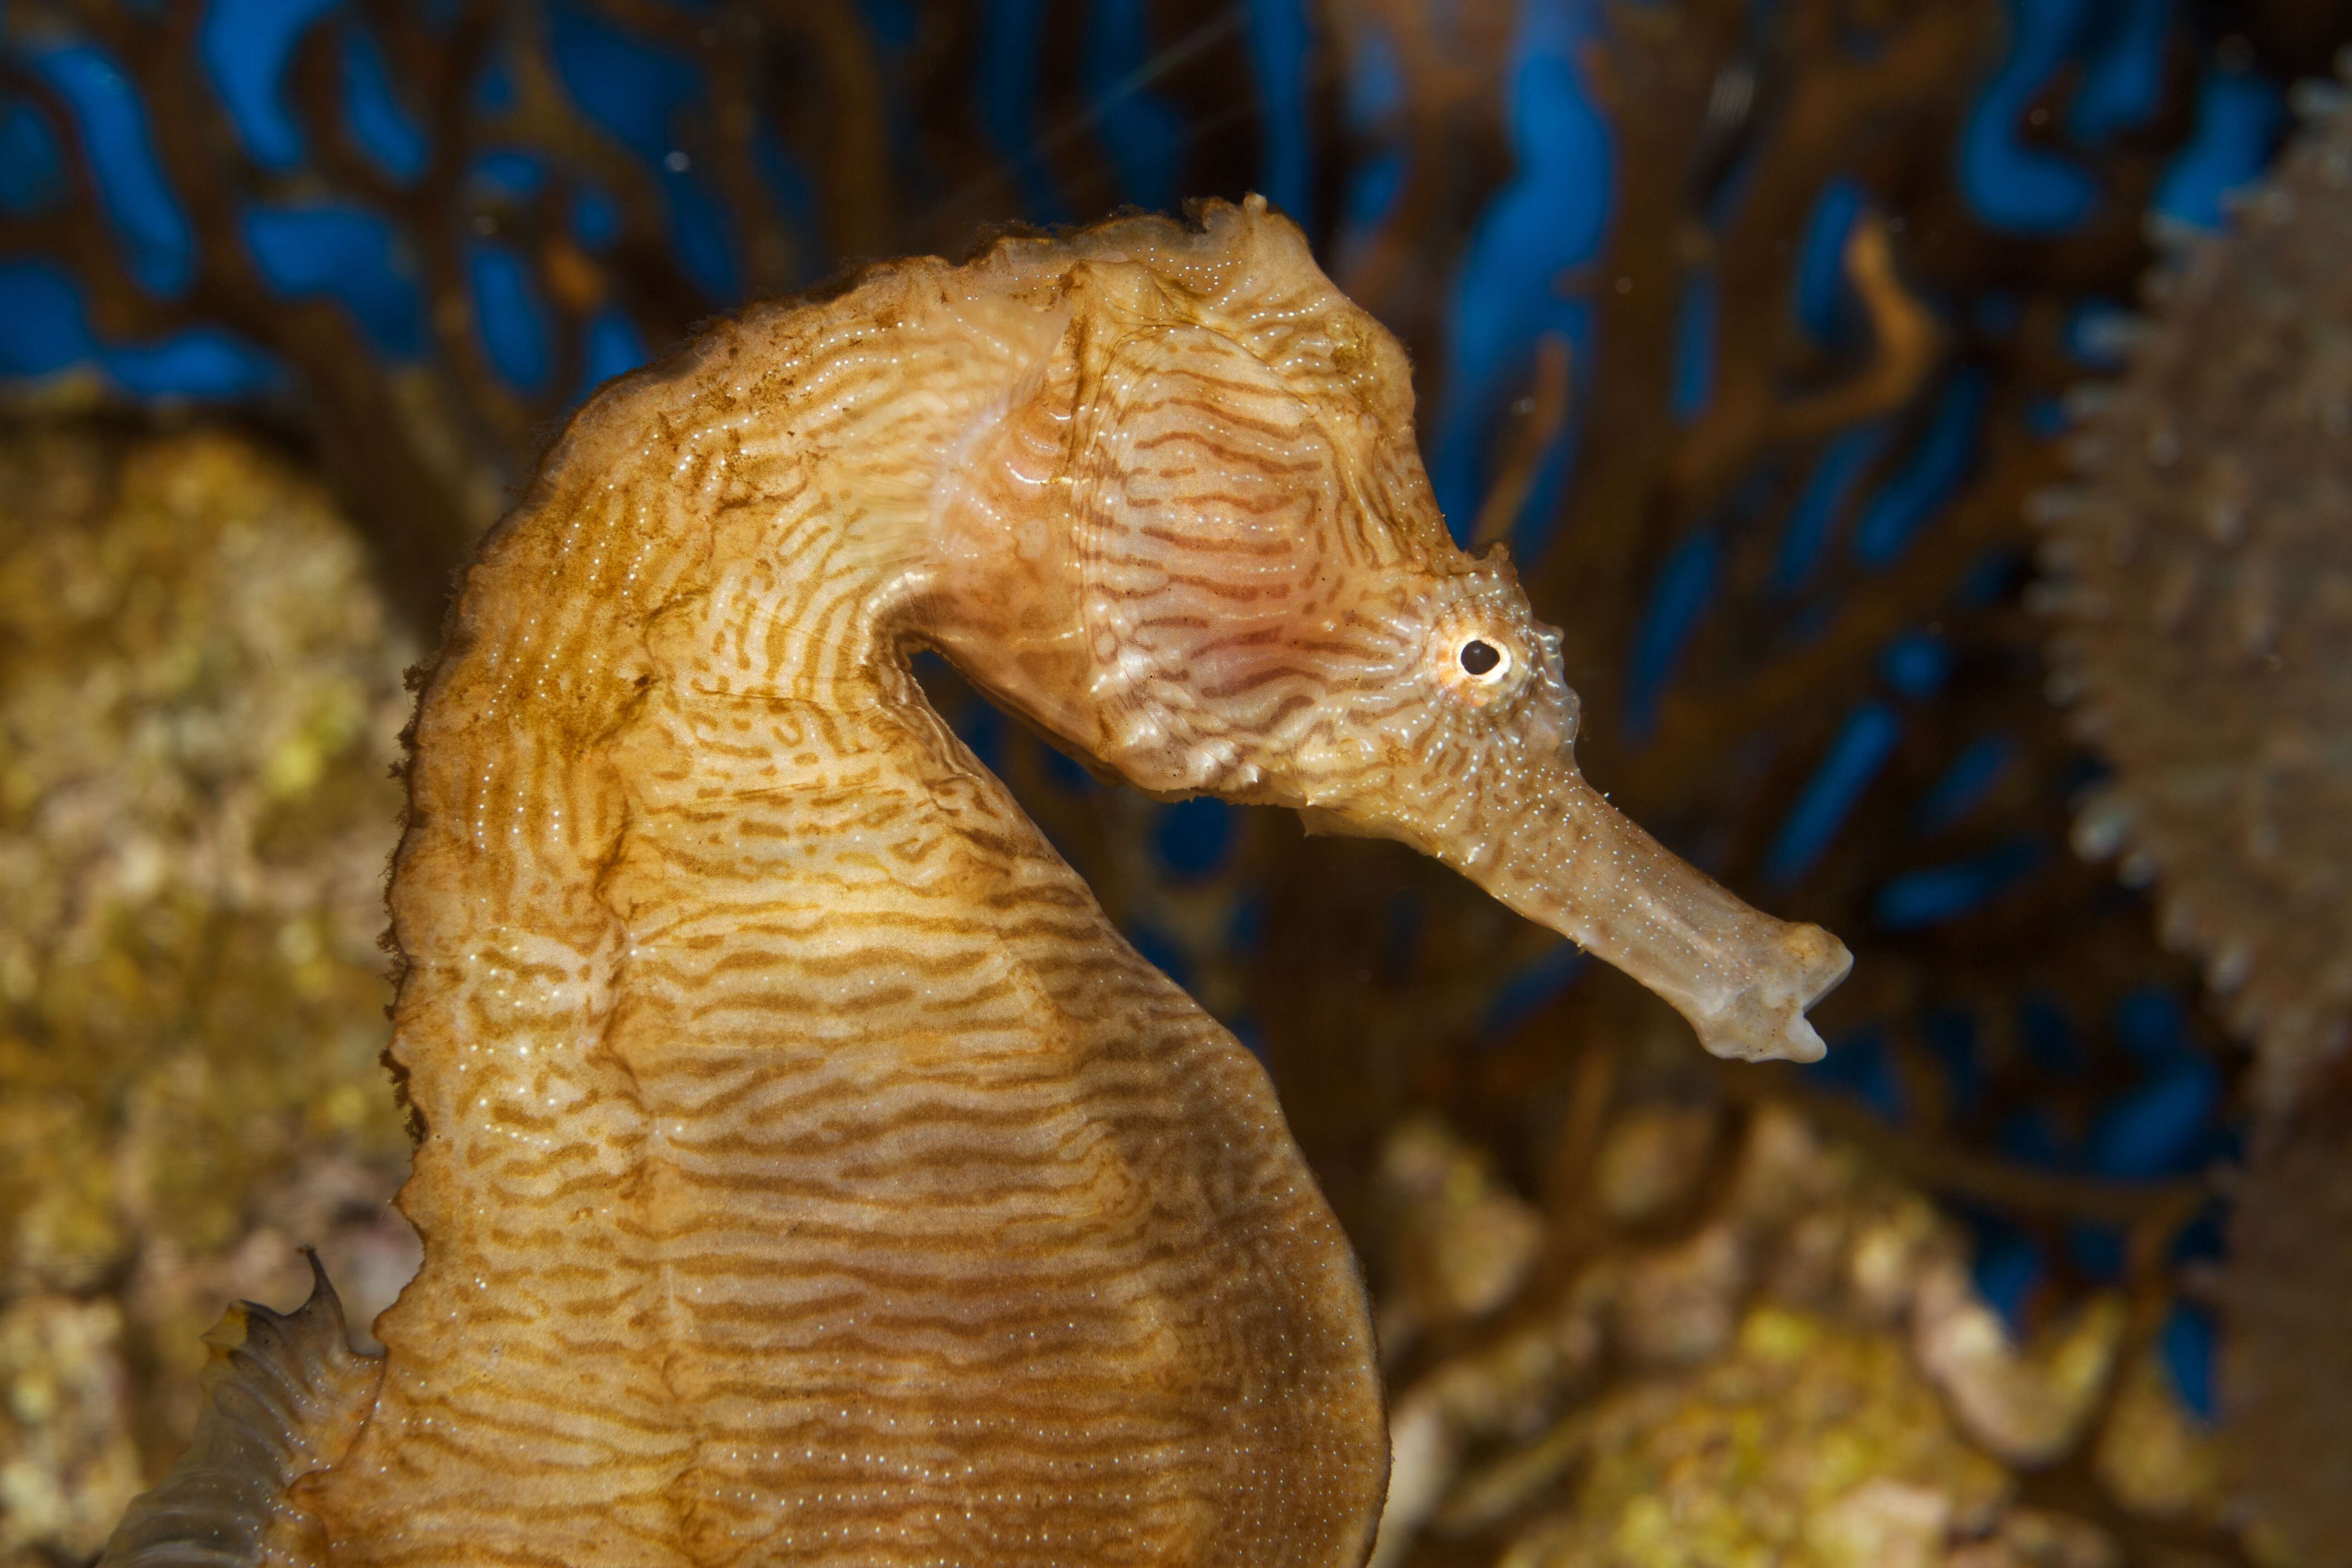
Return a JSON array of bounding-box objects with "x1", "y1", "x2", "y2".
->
[{"x1": 108, "y1": 199, "x2": 1852, "y2": 1568}]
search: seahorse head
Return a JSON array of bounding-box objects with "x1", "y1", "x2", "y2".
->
[{"x1": 934, "y1": 197, "x2": 1850, "y2": 1063}]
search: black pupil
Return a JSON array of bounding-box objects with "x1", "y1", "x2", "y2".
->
[{"x1": 1459, "y1": 639, "x2": 1502, "y2": 676}]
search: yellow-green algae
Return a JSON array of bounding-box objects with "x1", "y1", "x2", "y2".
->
[
  {"x1": 1372, "y1": 1102, "x2": 2246, "y2": 1568},
  {"x1": 1496, "y1": 1307, "x2": 2009, "y2": 1568},
  {"x1": 0, "y1": 418, "x2": 415, "y2": 1567}
]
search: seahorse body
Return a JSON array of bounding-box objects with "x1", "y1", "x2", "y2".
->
[{"x1": 107, "y1": 199, "x2": 1850, "y2": 1568}]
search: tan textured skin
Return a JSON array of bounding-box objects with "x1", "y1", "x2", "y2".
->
[{"x1": 284, "y1": 199, "x2": 1849, "y2": 1568}]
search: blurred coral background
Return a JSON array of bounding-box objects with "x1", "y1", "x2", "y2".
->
[{"x1": 2, "y1": 1, "x2": 2349, "y2": 1564}]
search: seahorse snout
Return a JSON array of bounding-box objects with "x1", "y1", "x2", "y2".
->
[{"x1": 1463, "y1": 759, "x2": 1852, "y2": 1063}]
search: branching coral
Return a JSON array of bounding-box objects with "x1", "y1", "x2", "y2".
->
[{"x1": 1251, "y1": 1, "x2": 2251, "y2": 1317}]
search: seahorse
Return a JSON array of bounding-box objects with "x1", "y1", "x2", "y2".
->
[{"x1": 104, "y1": 198, "x2": 1849, "y2": 1568}]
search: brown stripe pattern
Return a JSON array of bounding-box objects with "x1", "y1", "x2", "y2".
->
[
  {"x1": 309, "y1": 205, "x2": 1394, "y2": 1567},
  {"x1": 268, "y1": 193, "x2": 1845, "y2": 1568}
]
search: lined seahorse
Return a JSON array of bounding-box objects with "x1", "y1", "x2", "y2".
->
[{"x1": 105, "y1": 199, "x2": 1849, "y2": 1568}]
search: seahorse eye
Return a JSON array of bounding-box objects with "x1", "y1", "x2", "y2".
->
[{"x1": 1458, "y1": 638, "x2": 1506, "y2": 679}]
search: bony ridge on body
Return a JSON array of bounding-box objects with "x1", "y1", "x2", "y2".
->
[{"x1": 104, "y1": 194, "x2": 1848, "y2": 1568}]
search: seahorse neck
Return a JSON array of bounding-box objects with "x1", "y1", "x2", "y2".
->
[{"x1": 382, "y1": 266, "x2": 1078, "y2": 1267}]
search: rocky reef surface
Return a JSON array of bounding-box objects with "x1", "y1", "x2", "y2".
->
[
  {"x1": 1365, "y1": 1088, "x2": 2255, "y2": 1568},
  {"x1": 0, "y1": 416, "x2": 416, "y2": 1568}
]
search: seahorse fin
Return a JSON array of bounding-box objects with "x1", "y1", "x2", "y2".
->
[{"x1": 99, "y1": 1251, "x2": 382, "y2": 1568}]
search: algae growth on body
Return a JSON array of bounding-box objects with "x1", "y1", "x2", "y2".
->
[{"x1": 106, "y1": 199, "x2": 1848, "y2": 1568}]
